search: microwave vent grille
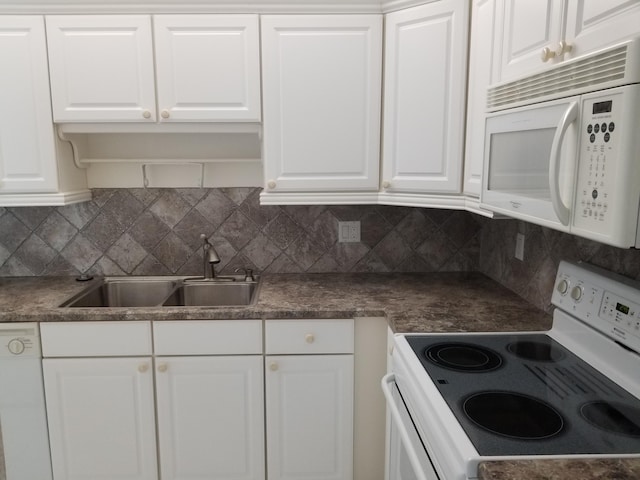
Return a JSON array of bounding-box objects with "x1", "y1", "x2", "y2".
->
[{"x1": 487, "y1": 44, "x2": 630, "y2": 110}]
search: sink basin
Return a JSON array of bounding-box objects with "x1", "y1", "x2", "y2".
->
[
  {"x1": 162, "y1": 281, "x2": 259, "y2": 307},
  {"x1": 61, "y1": 279, "x2": 178, "y2": 308},
  {"x1": 60, "y1": 276, "x2": 260, "y2": 308}
]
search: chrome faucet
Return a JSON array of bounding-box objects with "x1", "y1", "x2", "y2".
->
[{"x1": 201, "y1": 234, "x2": 220, "y2": 279}]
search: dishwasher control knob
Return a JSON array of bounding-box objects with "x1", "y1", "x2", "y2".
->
[
  {"x1": 8, "y1": 339, "x2": 25, "y2": 355},
  {"x1": 556, "y1": 279, "x2": 569, "y2": 295},
  {"x1": 570, "y1": 286, "x2": 583, "y2": 302}
]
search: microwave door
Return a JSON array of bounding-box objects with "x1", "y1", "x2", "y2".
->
[{"x1": 481, "y1": 97, "x2": 580, "y2": 231}]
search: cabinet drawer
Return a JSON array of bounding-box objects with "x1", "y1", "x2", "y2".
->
[
  {"x1": 41, "y1": 321, "x2": 152, "y2": 357},
  {"x1": 265, "y1": 319, "x2": 354, "y2": 354},
  {"x1": 153, "y1": 320, "x2": 262, "y2": 355}
]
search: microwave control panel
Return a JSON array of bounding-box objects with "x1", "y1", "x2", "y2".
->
[
  {"x1": 574, "y1": 91, "x2": 620, "y2": 229},
  {"x1": 573, "y1": 83, "x2": 640, "y2": 244}
]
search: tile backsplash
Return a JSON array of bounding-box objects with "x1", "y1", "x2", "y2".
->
[
  {"x1": 2, "y1": 187, "x2": 638, "y2": 314},
  {"x1": 0, "y1": 188, "x2": 484, "y2": 277},
  {"x1": 479, "y1": 219, "x2": 640, "y2": 312}
]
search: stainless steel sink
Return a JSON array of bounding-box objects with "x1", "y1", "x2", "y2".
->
[
  {"x1": 60, "y1": 276, "x2": 260, "y2": 308},
  {"x1": 162, "y1": 280, "x2": 259, "y2": 307},
  {"x1": 60, "y1": 278, "x2": 178, "y2": 308}
]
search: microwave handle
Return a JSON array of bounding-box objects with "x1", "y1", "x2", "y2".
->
[{"x1": 549, "y1": 101, "x2": 579, "y2": 226}]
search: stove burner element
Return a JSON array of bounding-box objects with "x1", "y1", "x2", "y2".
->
[
  {"x1": 506, "y1": 340, "x2": 565, "y2": 362},
  {"x1": 463, "y1": 391, "x2": 564, "y2": 440},
  {"x1": 426, "y1": 343, "x2": 502, "y2": 372},
  {"x1": 580, "y1": 402, "x2": 640, "y2": 437}
]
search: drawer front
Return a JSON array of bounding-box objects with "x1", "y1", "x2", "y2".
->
[
  {"x1": 265, "y1": 319, "x2": 354, "y2": 354},
  {"x1": 153, "y1": 320, "x2": 262, "y2": 355},
  {"x1": 41, "y1": 321, "x2": 152, "y2": 357}
]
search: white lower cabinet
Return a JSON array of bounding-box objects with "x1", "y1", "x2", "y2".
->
[
  {"x1": 43, "y1": 357, "x2": 158, "y2": 480},
  {"x1": 41, "y1": 320, "x2": 264, "y2": 480},
  {"x1": 265, "y1": 319, "x2": 355, "y2": 480},
  {"x1": 155, "y1": 355, "x2": 264, "y2": 480},
  {"x1": 41, "y1": 319, "x2": 355, "y2": 480}
]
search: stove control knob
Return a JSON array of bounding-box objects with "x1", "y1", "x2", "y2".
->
[
  {"x1": 571, "y1": 286, "x2": 583, "y2": 302},
  {"x1": 556, "y1": 279, "x2": 569, "y2": 295}
]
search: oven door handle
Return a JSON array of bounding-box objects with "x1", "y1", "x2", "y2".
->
[{"x1": 381, "y1": 373, "x2": 431, "y2": 480}]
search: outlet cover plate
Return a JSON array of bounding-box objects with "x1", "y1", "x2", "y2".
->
[
  {"x1": 515, "y1": 233, "x2": 525, "y2": 261},
  {"x1": 338, "y1": 221, "x2": 361, "y2": 243}
]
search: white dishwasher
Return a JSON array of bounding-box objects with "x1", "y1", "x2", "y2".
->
[{"x1": 0, "y1": 323, "x2": 52, "y2": 480}]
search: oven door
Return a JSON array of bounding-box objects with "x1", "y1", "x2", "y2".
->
[
  {"x1": 382, "y1": 374, "x2": 439, "y2": 480},
  {"x1": 481, "y1": 96, "x2": 580, "y2": 231}
]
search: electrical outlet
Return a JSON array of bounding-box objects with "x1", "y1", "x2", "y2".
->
[
  {"x1": 338, "y1": 221, "x2": 361, "y2": 243},
  {"x1": 515, "y1": 233, "x2": 525, "y2": 261}
]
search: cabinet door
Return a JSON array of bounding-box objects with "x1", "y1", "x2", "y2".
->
[
  {"x1": 261, "y1": 15, "x2": 382, "y2": 192},
  {"x1": 463, "y1": 0, "x2": 503, "y2": 196},
  {"x1": 155, "y1": 356, "x2": 265, "y2": 480},
  {"x1": 0, "y1": 16, "x2": 57, "y2": 193},
  {"x1": 43, "y1": 357, "x2": 157, "y2": 480},
  {"x1": 265, "y1": 355, "x2": 354, "y2": 480},
  {"x1": 154, "y1": 15, "x2": 261, "y2": 122},
  {"x1": 46, "y1": 15, "x2": 156, "y2": 122},
  {"x1": 499, "y1": 0, "x2": 565, "y2": 80},
  {"x1": 565, "y1": 0, "x2": 640, "y2": 58},
  {"x1": 381, "y1": 1, "x2": 469, "y2": 194}
]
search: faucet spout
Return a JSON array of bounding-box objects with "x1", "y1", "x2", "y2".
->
[{"x1": 200, "y1": 234, "x2": 221, "y2": 279}]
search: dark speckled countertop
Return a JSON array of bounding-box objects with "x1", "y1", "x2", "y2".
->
[
  {"x1": 0, "y1": 272, "x2": 552, "y2": 332},
  {"x1": 2, "y1": 272, "x2": 639, "y2": 479}
]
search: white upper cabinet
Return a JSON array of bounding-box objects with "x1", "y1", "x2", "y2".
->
[
  {"x1": 261, "y1": 15, "x2": 382, "y2": 193},
  {"x1": 153, "y1": 15, "x2": 260, "y2": 122},
  {"x1": 46, "y1": 15, "x2": 156, "y2": 122},
  {"x1": 463, "y1": 0, "x2": 503, "y2": 196},
  {"x1": 498, "y1": 0, "x2": 565, "y2": 81},
  {"x1": 498, "y1": 0, "x2": 640, "y2": 82},
  {"x1": 0, "y1": 16, "x2": 58, "y2": 192},
  {"x1": 46, "y1": 14, "x2": 260, "y2": 123},
  {"x1": 381, "y1": 0, "x2": 469, "y2": 195},
  {"x1": 564, "y1": 0, "x2": 640, "y2": 59}
]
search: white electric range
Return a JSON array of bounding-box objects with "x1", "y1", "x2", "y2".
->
[{"x1": 383, "y1": 261, "x2": 640, "y2": 480}]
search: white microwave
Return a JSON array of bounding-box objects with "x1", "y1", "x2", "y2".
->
[{"x1": 481, "y1": 38, "x2": 640, "y2": 248}]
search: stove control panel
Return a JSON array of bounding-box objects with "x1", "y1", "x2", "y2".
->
[{"x1": 553, "y1": 261, "x2": 640, "y2": 353}]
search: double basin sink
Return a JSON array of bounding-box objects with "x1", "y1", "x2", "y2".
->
[{"x1": 60, "y1": 276, "x2": 260, "y2": 308}]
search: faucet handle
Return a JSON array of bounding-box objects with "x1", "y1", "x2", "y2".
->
[{"x1": 235, "y1": 268, "x2": 255, "y2": 282}]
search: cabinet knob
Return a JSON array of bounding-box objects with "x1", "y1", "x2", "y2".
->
[
  {"x1": 555, "y1": 41, "x2": 573, "y2": 57},
  {"x1": 305, "y1": 333, "x2": 315, "y2": 344},
  {"x1": 157, "y1": 363, "x2": 168, "y2": 373},
  {"x1": 540, "y1": 46, "x2": 556, "y2": 62},
  {"x1": 161, "y1": 109, "x2": 170, "y2": 119},
  {"x1": 142, "y1": 110, "x2": 152, "y2": 119},
  {"x1": 382, "y1": 181, "x2": 391, "y2": 189},
  {"x1": 267, "y1": 180, "x2": 276, "y2": 189},
  {"x1": 138, "y1": 363, "x2": 149, "y2": 373},
  {"x1": 269, "y1": 362, "x2": 279, "y2": 371}
]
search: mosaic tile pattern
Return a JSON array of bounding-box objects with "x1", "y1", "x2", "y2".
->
[
  {"x1": 0, "y1": 188, "x2": 484, "y2": 277},
  {"x1": 479, "y1": 219, "x2": 640, "y2": 312}
]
